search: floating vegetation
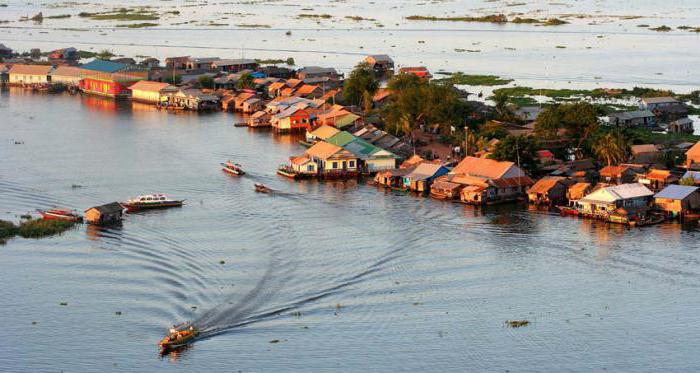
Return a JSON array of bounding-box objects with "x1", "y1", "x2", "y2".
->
[
  {"x1": 436, "y1": 72, "x2": 513, "y2": 86},
  {"x1": 117, "y1": 22, "x2": 158, "y2": 28},
  {"x1": 236, "y1": 24, "x2": 270, "y2": 28},
  {"x1": 406, "y1": 14, "x2": 568, "y2": 26},
  {"x1": 650, "y1": 25, "x2": 672, "y2": 32},
  {"x1": 344, "y1": 15, "x2": 376, "y2": 21},
  {"x1": 269, "y1": 339, "x2": 280, "y2": 343},
  {"x1": 0, "y1": 220, "x2": 19, "y2": 245},
  {"x1": 256, "y1": 57, "x2": 295, "y2": 65},
  {"x1": 17, "y1": 219, "x2": 76, "y2": 239},
  {"x1": 79, "y1": 8, "x2": 160, "y2": 21},
  {"x1": 46, "y1": 14, "x2": 71, "y2": 19},
  {"x1": 556, "y1": 45, "x2": 567, "y2": 49},
  {"x1": 506, "y1": 320, "x2": 530, "y2": 328},
  {"x1": 298, "y1": 13, "x2": 333, "y2": 19}
]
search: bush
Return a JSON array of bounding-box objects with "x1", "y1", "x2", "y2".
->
[
  {"x1": 17, "y1": 219, "x2": 75, "y2": 239},
  {"x1": 0, "y1": 220, "x2": 19, "y2": 244}
]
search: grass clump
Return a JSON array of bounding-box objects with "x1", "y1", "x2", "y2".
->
[
  {"x1": 298, "y1": 14, "x2": 333, "y2": 19},
  {"x1": 436, "y1": 72, "x2": 513, "y2": 86},
  {"x1": 406, "y1": 14, "x2": 507, "y2": 23},
  {"x1": 46, "y1": 14, "x2": 71, "y2": 19},
  {"x1": 542, "y1": 18, "x2": 568, "y2": 26},
  {"x1": 650, "y1": 25, "x2": 672, "y2": 32},
  {"x1": 506, "y1": 320, "x2": 530, "y2": 328},
  {"x1": 17, "y1": 219, "x2": 75, "y2": 239},
  {"x1": 117, "y1": 22, "x2": 158, "y2": 28},
  {"x1": 0, "y1": 220, "x2": 19, "y2": 244}
]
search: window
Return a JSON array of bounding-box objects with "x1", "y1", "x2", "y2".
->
[
  {"x1": 307, "y1": 165, "x2": 314, "y2": 172},
  {"x1": 332, "y1": 161, "x2": 338, "y2": 169},
  {"x1": 349, "y1": 161, "x2": 355, "y2": 168}
]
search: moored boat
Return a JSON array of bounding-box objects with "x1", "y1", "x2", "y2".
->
[
  {"x1": 38, "y1": 208, "x2": 83, "y2": 222},
  {"x1": 222, "y1": 161, "x2": 245, "y2": 176},
  {"x1": 276, "y1": 165, "x2": 298, "y2": 179},
  {"x1": 159, "y1": 322, "x2": 199, "y2": 354},
  {"x1": 121, "y1": 194, "x2": 185, "y2": 212},
  {"x1": 557, "y1": 205, "x2": 579, "y2": 216}
]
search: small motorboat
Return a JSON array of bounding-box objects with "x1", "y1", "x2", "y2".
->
[
  {"x1": 121, "y1": 194, "x2": 185, "y2": 212},
  {"x1": 221, "y1": 161, "x2": 245, "y2": 176},
  {"x1": 159, "y1": 322, "x2": 199, "y2": 353},
  {"x1": 255, "y1": 183, "x2": 270, "y2": 193},
  {"x1": 38, "y1": 208, "x2": 83, "y2": 222}
]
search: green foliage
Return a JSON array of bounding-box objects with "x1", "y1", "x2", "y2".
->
[
  {"x1": 163, "y1": 75, "x2": 182, "y2": 85},
  {"x1": 286, "y1": 57, "x2": 295, "y2": 66},
  {"x1": 534, "y1": 102, "x2": 600, "y2": 159},
  {"x1": 235, "y1": 73, "x2": 255, "y2": 89},
  {"x1": 0, "y1": 220, "x2": 19, "y2": 244},
  {"x1": 592, "y1": 129, "x2": 629, "y2": 166},
  {"x1": 434, "y1": 72, "x2": 513, "y2": 86},
  {"x1": 479, "y1": 121, "x2": 508, "y2": 139},
  {"x1": 77, "y1": 50, "x2": 97, "y2": 59},
  {"x1": 405, "y1": 14, "x2": 508, "y2": 23},
  {"x1": 663, "y1": 149, "x2": 686, "y2": 169},
  {"x1": 489, "y1": 135, "x2": 541, "y2": 173},
  {"x1": 96, "y1": 49, "x2": 115, "y2": 60},
  {"x1": 680, "y1": 177, "x2": 696, "y2": 186},
  {"x1": 17, "y1": 219, "x2": 75, "y2": 239},
  {"x1": 198, "y1": 75, "x2": 214, "y2": 89},
  {"x1": 343, "y1": 62, "x2": 379, "y2": 106}
]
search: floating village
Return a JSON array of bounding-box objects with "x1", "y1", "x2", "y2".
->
[{"x1": 2, "y1": 42, "x2": 700, "y2": 235}]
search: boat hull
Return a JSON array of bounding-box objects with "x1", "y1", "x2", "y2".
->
[
  {"x1": 39, "y1": 210, "x2": 83, "y2": 222},
  {"x1": 222, "y1": 167, "x2": 245, "y2": 176},
  {"x1": 122, "y1": 201, "x2": 184, "y2": 212}
]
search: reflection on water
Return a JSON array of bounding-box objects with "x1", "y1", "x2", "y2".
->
[{"x1": 3, "y1": 91, "x2": 700, "y2": 371}]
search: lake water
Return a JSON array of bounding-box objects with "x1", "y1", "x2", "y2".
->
[
  {"x1": 3, "y1": 89, "x2": 700, "y2": 372},
  {"x1": 2, "y1": 0, "x2": 700, "y2": 92}
]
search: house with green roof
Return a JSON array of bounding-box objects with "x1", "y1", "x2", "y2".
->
[{"x1": 327, "y1": 131, "x2": 397, "y2": 172}]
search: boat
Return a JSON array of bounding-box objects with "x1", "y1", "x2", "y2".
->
[
  {"x1": 276, "y1": 165, "x2": 299, "y2": 179},
  {"x1": 159, "y1": 322, "x2": 199, "y2": 353},
  {"x1": 222, "y1": 161, "x2": 245, "y2": 176},
  {"x1": 121, "y1": 194, "x2": 185, "y2": 212},
  {"x1": 38, "y1": 208, "x2": 83, "y2": 222},
  {"x1": 557, "y1": 205, "x2": 579, "y2": 216},
  {"x1": 255, "y1": 183, "x2": 270, "y2": 193}
]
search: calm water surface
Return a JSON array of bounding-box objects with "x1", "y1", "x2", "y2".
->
[{"x1": 2, "y1": 89, "x2": 700, "y2": 372}]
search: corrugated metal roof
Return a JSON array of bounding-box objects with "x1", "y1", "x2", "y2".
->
[
  {"x1": 327, "y1": 131, "x2": 356, "y2": 147},
  {"x1": 655, "y1": 185, "x2": 699, "y2": 200},
  {"x1": 82, "y1": 59, "x2": 127, "y2": 73}
]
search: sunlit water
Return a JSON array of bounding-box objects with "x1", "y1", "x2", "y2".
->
[{"x1": 2, "y1": 89, "x2": 700, "y2": 371}]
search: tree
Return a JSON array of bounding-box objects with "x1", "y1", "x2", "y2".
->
[
  {"x1": 534, "y1": 106, "x2": 561, "y2": 140},
  {"x1": 343, "y1": 62, "x2": 379, "y2": 106},
  {"x1": 680, "y1": 177, "x2": 696, "y2": 186},
  {"x1": 198, "y1": 75, "x2": 214, "y2": 89},
  {"x1": 479, "y1": 120, "x2": 508, "y2": 139},
  {"x1": 163, "y1": 75, "x2": 182, "y2": 85},
  {"x1": 96, "y1": 49, "x2": 115, "y2": 60},
  {"x1": 592, "y1": 130, "x2": 628, "y2": 167},
  {"x1": 492, "y1": 91, "x2": 514, "y2": 121},
  {"x1": 235, "y1": 73, "x2": 255, "y2": 89},
  {"x1": 534, "y1": 102, "x2": 600, "y2": 159},
  {"x1": 489, "y1": 135, "x2": 540, "y2": 174},
  {"x1": 387, "y1": 73, "x2": 422, "y2": 92},
  {"x1": 285, "y1": 57, "x2": 295, "y2": 66}
]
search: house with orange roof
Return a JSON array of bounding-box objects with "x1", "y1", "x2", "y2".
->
[
  {"x1": 637, "y1": 168, "x2": 678, "y2": 191},
  {"x1": 527, "y1": 176, "x2": 570, "y2": 205},
  {"x1": 50, "y1": 65, "x2": 83, "y2": 86},
  {"x1": 8, "y1": 64, "x2": 53, "y2": 85},
  {"x1": 685, "y1": 142, "x2": 700, "y2": 170},
  {"x1": 282, "y1": 141, "x2": 359, "y2": 179},
  {"x1": 372, "y1": 88, "x2": 393, "y2": 108},
  {"x1": 430, "y1": 156, "x2": 532, "y2": 204},
  {"x1": 129, "y1": 80, "x2": 178, "y2": 104},
  {"x1": 294, "y1": 84, "x2": 323, "y2": 98},
  {"x1": 599, "y1": 165, "x2": 637, "y2": 184},
  {"x1": 271, "y1": 105, "x2": 314, "y2": 132},
  {"x1": 267, "y1": 81, "x2": 286, "y2": 97},
  {"x1": 285, "y1": 78, "x2": 303, "y2": 88}
]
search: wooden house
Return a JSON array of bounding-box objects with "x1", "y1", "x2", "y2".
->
[
  {"x1": 630, "y1": 144, "x2": 660, "y2": 164},
  {"x1": 637, "y1": 169, "x2": 678, "y2": 192},
  {"x1": 185, "y1": 57, "x2": 220, "y2": 72},
  {"x1": 599, "y1": 165, "x2": 637, "y2": 184},
  {"x1": 364, "y1": 54, "x2": 394, "y2": 75},
  {"x1": 8, "y1": 64, "x2": 53, "y2": 86},
  {"x1": 375, "y1": 167, "x2": 413, "y2": 189},
  {"x1": 685, "y1": 142, "x2": 700, "y2": 169},
  {"x1": 575, "y1": 183, "x2": 653, "y2": 217},
  {"x1": 654, "y1": 185, "x2": 700, "y2": 217},
  {"x1": 165, "y1": 56, "x2": 190, "y2": 70},
  {"x1": 212, "y1": 58, "x2": 258, "y2": 73},
  {"x1": 306, "y1": 125, "x2": 340, "y2": 143},
  {"x1": 668, "y1": 118, "x2": 694, "y2": 134},
  {"x1": 247, "y1": 111, "x2": 270, "y2": 127},
  {"x1": 342, "y1": 137, "x2": 398, "y2": 173},
  {"x1": 304, "y1": 141, "x2": 359, "y2": 178},
  {"x1": 50, "y1": 66, "x2": 83, "y2": 86},
  {"x1": 402, "y1": 163, "x2": 449, "y2": 192},
  {"x1": 429, "y1": 178, "x2": 465, "y2": 200},
  {"x1": 567, "y1": 182, "x2": 592, "y2": 202},
  {"x1": 398, "y1": 66, "x2": 431, "y2": 79},
  {"x1": 48, "y1": 47, "x2": 78, "y2": 61},
  {"x1": 294, "y1": 84, "x2": 323, "y2": 98},
  {"x1": 438, "y1": 157, "x2": 533, "y2": 204},
  {"x1": 527, "y1": 176, "x2": 569, "y2": 205},
  {"x1": 608, "y1": 110, "x2": 656, "y2": 128},
  {"x1": 296, "y1": 66, "x2": 340, "y2": 81},
  {"x1": 163, "y1": 89, "x2": 220, "y2": 110},
  {"x1": 267, "y1": 81, "x2": 286, "y2": 97},
  {"x1": 85, "y1": 202, "x2": 123, "y2": 225},
  {"x1": 271, "y1": 106, "x2": 313, "y2": 132},
  {"x1": 129, "y1": 80, "x2": 177, "y2": 104},
  {"x1": 242, "y1": 97, "x2": 264, "y2": 113}
]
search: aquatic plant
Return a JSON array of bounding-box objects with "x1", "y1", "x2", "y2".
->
[
  {"x1": 0, "y1": 220, "x2": 19, "y2": 244},
  {"x1": 506, "y1": 320, "x2": 530, "y2": 328},
  {"x1": 117, "y1": 22, "x2": 158, "y2": 28},
  {"x1": 650, "y1": 25, "x2": 672, "y2": 32},
  {"x1": 406, "y1": 14, "x2": 507, "y2": 23},
  {"x1": 435, "y1": 73, "x2": 513, "y2": 86},
  {"x1": 17, "y1": 219, "x2": 75, "y2": 239}
]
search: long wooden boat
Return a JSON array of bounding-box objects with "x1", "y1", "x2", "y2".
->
[
  {"x1": 557, "y1": 205, "x2": 579, "y2": 216},
  {"x1": 121, "y1": 194, "x2": 185, "y2": 212},
  {"x1": 222, "y1": 161, "x2": 245, "y2": 176},
  {"x1": 38, "y1": 208, "x2": 83, "y2": 222},
  {"x1": 255, "y1": 183, "x2": 271, "y2": 193},
  {"x1": 276, "y1": 166, "x2": 299, "y2": 179}
]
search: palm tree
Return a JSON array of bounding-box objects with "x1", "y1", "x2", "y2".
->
[
  {"x1": 492, "y1": 91, "x2": 513, "y2": 121},
  {"x1": 593, "y1": 130, "x2": 628, "y2": 167}
]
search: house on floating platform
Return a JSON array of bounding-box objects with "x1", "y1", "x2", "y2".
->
[
  {"x1": 247, "y1": 111, "x2": 271, "y2": 127},
  {"x1": 294, "y1": 141, "x2": 359, "y2": 179},
  {"x1": 8, "y1": 64, "x2": 53, "y2": 86},
  {"x1": 375, "y1": 167, "x2": 414, "y2": 189},
  {"x1": 566, "y1": 182, "x2": 593, "y2": 202},
  {"x1": 654, "y1": 185, "x2": 700, "y2": 219},
  {"x1": 271, "y1": 105, "x2": 314, "y2": 132},
  {"x1": 637, "y1": 168, "x2": 678, "y2": 192},
  {"x1": 84, "y1": 202, "x2": 123, "y2": 225},
  {"x1": 129, "y1": 80, "x2": 178, "y2": 104},
  {"x1": 79, "y1": 59, "x2": 147, "y2": 98},
  {"x1": 685, "y1": 142, "x2": 700, "y2": 170},
  {"x1": 162, "y1": 88, "x2": 220, "y2": 111},
  {"x1": 398, "y1": 66, "x2": 432, "y2": 80},
  {"x1": 50, "y1": 65, "x2": 83, "y2": 86},
  {"x1": 630, "y1": 144, "x2": 660, "y2": 164},
  {"x1": 599, "y1": 165, "x2": 637, "y2": 185},
  {"x1": 212, "y1": 58, "x2": 258, "y2": 73},
  {"x1": 429, "y1": 157, "x2": 532, "y2": 204},
  {"x1": 402, "y1": 162, "x2": 449, "y2": 193},
  {"x1": 364, "y1": 54, "x2": 394, "y2": 76},
  {"x1": 575, "y1": 183, "x2": 654, "y2": 219},
  {"x1": 306, "y1": 125, "x2": 340, "y2": 144},
  {"x1": 668, "y1": 117, "x2": 694, "y2": 134},
  {"x1": 527, "y1": 176, "x2": 570, "y2": 205}
]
